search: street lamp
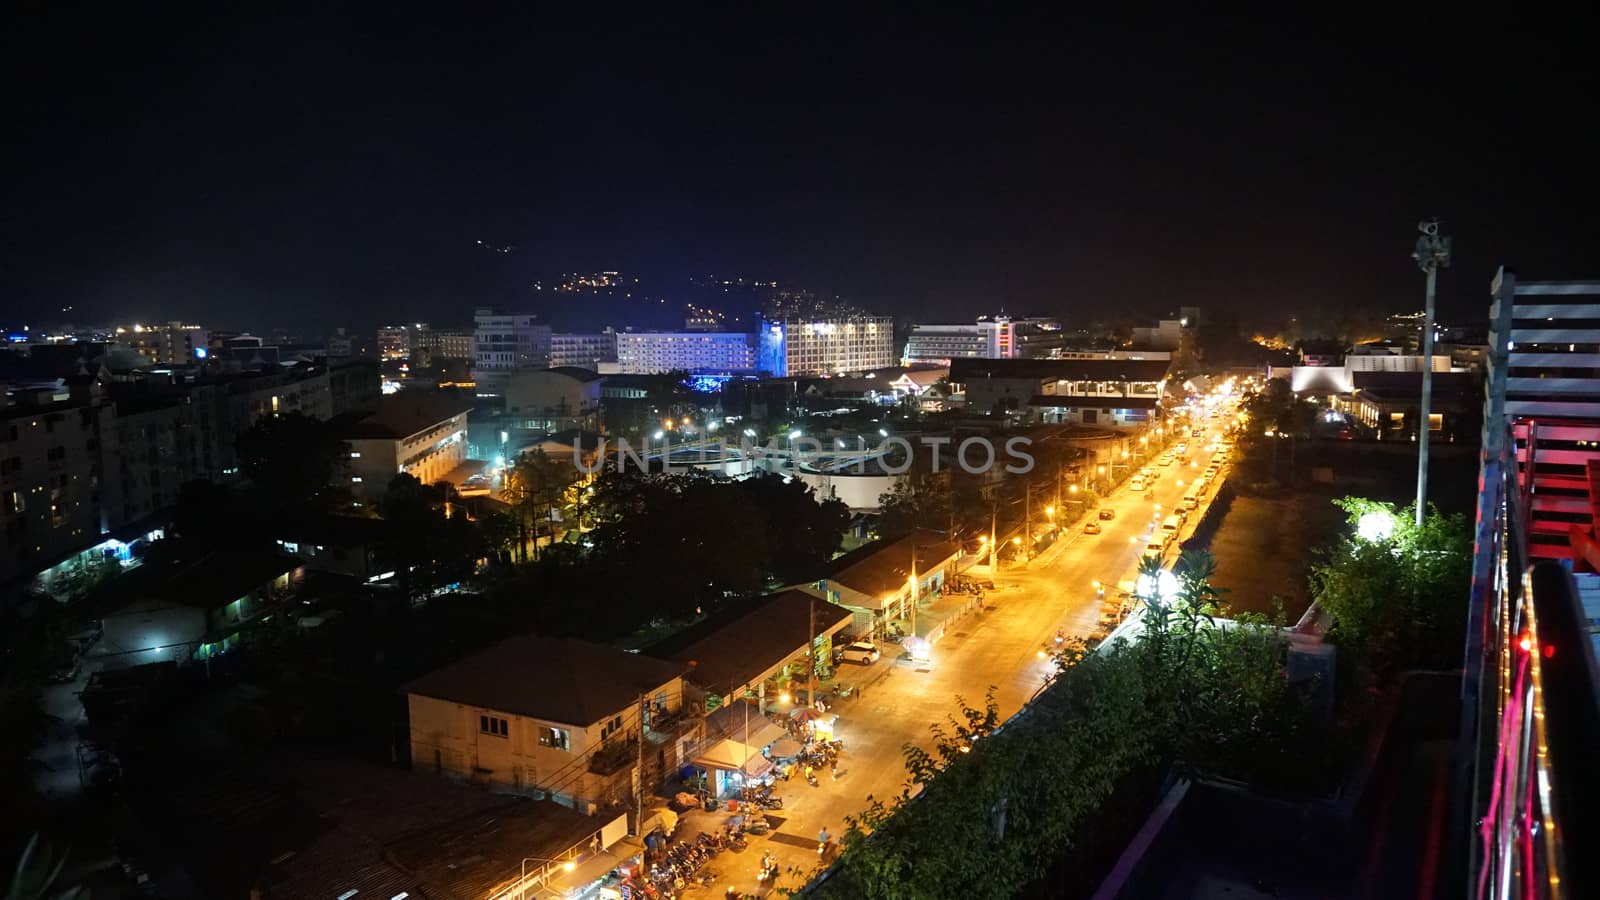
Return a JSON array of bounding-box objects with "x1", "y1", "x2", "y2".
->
[
  {"x1": 518, "y1": 856, "x2": 578, "y2": 899},
  {"x1": 1356, "y1": 510, "x2": 1398, "y2": 543}
]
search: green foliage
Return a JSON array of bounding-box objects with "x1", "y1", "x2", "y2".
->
[
  {"x1": 493, "y1": 469, "x2": 853, "y2": 638},
  {"x1": 1311, "y1": 498, "x2": 1471, "y2": 674},
  {"x1": 378, "y1": 474, "x2": 485, "y2": 602},
  {"x1": 807, "y1": 549, "x2": 1319, "y2": 898},
  {"x1": 235, "y1": 412, "x2": 349, "y2": 509}
]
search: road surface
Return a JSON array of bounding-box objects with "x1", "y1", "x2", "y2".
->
[{"x1": 685, "y1": 405, "x2": 1242, "y2": 895}]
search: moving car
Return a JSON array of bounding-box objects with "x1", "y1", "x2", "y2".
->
[
  {"x1": 1083, "y1": 522, "x2": 1102, "y2": 535},
  {"x1": 1130, "y1": 476, "x2": 1146, "y2": 491},
  {"x1": 1098, "y1": 508, "x2": 1115, "y2": 520},
  {"x1": 838, "y1": 641, "x2": 881, "y2": 665}
]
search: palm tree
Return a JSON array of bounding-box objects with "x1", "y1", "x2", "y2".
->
[
  {"x1": 5, "y1": 834, "x2": 86, "y2": 900},
  {"x1": 504, "y1": 450, "x2": 577, "y2": 562}
]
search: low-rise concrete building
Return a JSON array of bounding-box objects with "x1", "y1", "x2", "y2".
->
[
  {"x1": 505, "y1": 367, "x2": 603, "y2": 433},
  {"x1": 404, "y1": 635, "x2": 691, "y2": 811},
  {"x1": 339, "y1": 392, "x2": 473, "y2": 500},
  {"x1": 93, "y1": 549, "x2": 304, "y2": 668},
  {"x1": 796, "y1": 532, "x2": 961, "y2": 639},
  {"x1": 949, "y1": 357, "x2": 1171, "y2": 427}
]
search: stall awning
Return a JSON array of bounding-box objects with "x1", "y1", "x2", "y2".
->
[
  {"x1": 693, "y1": 739, "x2": 774, "y2": 777},
  {"x1": 702, "y1": 703, "x2": 786, "y2": 750},
  {"x1": 533, "y1": 837, "x2": 644, "y2": 899}
]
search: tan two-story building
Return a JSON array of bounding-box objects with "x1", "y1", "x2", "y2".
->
[{"x1": 404, "y1": 635, "x2": 691, "y2": 812}]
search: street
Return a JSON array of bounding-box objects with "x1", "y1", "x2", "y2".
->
[{"x1": 686, "y1": 407, "x2": 1241, "y2": 894}]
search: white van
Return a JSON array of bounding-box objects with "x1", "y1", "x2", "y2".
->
[
  {"x1": 1161, "y1": 515, "x2": 1181, "y2": 538},
  {"x1": 1183, "y1": 494, "x2": 1198, "y2": 510},
  {"x1": 1145, "y1": 540, "x2": 1165, "y2": 557},
  {"x1": 1130, "y1": 475, "x2": 1146, "y2": 491}
]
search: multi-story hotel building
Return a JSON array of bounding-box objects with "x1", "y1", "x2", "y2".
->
[
  {"x1": 615, "y1": 331, "x2": 756, "y2": 374},
  {"x1": 756, "y1": 314, "x2": 896, "y2": 377}
]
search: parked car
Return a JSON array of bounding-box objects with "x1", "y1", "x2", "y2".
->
[
  {"x1": 838, "y1": 641, "x2": 881, "y2": 665},
  {"x1": 1083, "y1": 522, "x2": 1102, "y2": 535},
  {"x1": 1098, "y1": 508, "x2": 1115, "y2": 520}
]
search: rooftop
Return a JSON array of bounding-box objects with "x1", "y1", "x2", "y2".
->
[
  {"x1": 339, "y1": 390, "x2": 472, "y2": 440},
  {"x1": 949, "y1": 356, "x2": 1173, "y2": 383},
  {"x1": 270, "y1": 511, "x2": 393, "y2": 548},
  {"x1": 404, "y1": 635, "x2": 687, "y2": 727},
  {"x1": 91, "y1": 548, "x2": 301, "y2": 613},
  {"x1": 543, "y1": 365, "x2": 605, "y2": 383},
  {"x1": 813, "y1": 531, "x2": 961, "y2": 598},
  {"x1": 649, "y1": 589, "x2": 855, "y2": 693},
  {"x1": 158, "y1": 754, "x2": 599, "y2": 900},
  {"x1": 1028, "y1": 394, "x2": 1161, "y2": 410}
]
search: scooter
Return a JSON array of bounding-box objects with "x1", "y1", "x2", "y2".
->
[{"x1": 805, "y1": 770, "x2": 819, "y2": 787}]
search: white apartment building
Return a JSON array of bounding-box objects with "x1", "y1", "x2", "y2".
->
[
  {"x1": 550, "y1": 332, "x2": 618, "y2": 370},
  {"x1": 339, "y1": 392, "x2": 472, "y2": 500},
  {"x1": 615, "y1": 332, "x2": 757, "y2": 374},
  {"x1": 115, "y1": 322, "x2": 210, "y2": 365},
  {"x1": 757, "y1": 315, "x2": 896, "y2": 377},
  {"x1": 404, "y1": 636, "x2": 689, "y2": 808},
  {"x1": 903, "y1": 318, "x2": 1020, "y2": 365},
  {"x1": 473, "y1": 309, "x2": 553, "y2": 396}
]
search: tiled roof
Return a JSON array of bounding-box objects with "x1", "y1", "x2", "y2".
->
[
  {"x1": 404, "y1": 635, "x2": 686, "y2": 727},
  {"x1": 949, "y1": 357, "x2": 1172, "y2": 383}
]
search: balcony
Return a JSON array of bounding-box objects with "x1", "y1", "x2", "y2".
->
[
  {"x1": 1462, "y1": 419, "x2": 1600, "y2": 899},
  {"x1": 588, "y1": 734, "x2": 638, "y2": 776}
]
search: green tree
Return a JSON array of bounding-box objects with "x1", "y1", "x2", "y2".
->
[
  {"x1": 736, "y1": 473, "x2": 849, "y2": 584},
  {"x1": 1311, "y1": 498, "x2": 1471, "y2": 675},
  {"x1": 379, "y1": 474, "x2": 485, "y2": 603},
  {"x1": 235, "y1": 412, "x2": 349, "y2": 509},
  {"x1": 504, "y1": 449, "x2": 579, "y2": 561}
]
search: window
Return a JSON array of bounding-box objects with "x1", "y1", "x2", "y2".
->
[
  {"x1": 539, "y1": 726, "x2": 570, "y2": 750},
  {"x1": 479, "y1": 715, "x2": 509, "y2": 738},
  {"x1": 600, "y1": 715, "x2": 625, "y2": 739}
]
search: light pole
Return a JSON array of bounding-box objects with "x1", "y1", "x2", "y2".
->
[
  {"x1": 519, "y1": 855, "x2": 578, "y2": 899},
  {"x1": 1412, "y1": 219, "x2": 1452, "y2": 528}
]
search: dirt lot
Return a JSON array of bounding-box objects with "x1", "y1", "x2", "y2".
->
[
  {"x1": 1204, "y1": 489, "x2": 1345, "y2": 622},
  {"x1": 1201, "y1": 440, "x2": 1479, "y2": 622}
]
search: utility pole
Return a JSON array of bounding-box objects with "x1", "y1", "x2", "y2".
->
[
  {"x1": 1413, "y1": 219, "x2": 1452, "y2": 528},
  {"x1": 807, "y1": 595, "x2": 818, "y2": 706},
  {"x1": 1023, "y1": 483, "x2": 1032, "y2": 567},
  {"x1": 909, "y1": 546, "x2": 918, "y2": 639},
  {"x1": 636, "y1": 691, "x2": 646, "y2": 827},
  {"x1": 989, "y1": 503, "x2": 998, "y2": 571}
]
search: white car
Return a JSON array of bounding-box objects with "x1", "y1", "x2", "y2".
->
[{"x1": 838, "y1": 641, "x2": 881, "y2": 665}]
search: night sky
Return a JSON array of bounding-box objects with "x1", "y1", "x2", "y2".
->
[{"x1": 4, "y1": 9, "x2": 1596, "y2": 333}]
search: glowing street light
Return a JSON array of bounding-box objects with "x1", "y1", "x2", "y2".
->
[
  {"x1": 1011, "y1": 537, "x2": 1022, "y2": 546},
  {"x1": 789, "y1": 429, "x2": 802, "y2": 440},
  {"x1": 1356, "y1": 510, "x2": 1398, "y2": 543},
  {"x1": 1135, "y1": 569, "x2": 1181, "y2": 604},
  {"x1": 1045, "y1": 505, "x2": 1055, "y2": 517}
]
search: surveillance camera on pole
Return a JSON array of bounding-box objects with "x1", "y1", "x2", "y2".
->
[{"x1": 1412, "y1": 219, "x2": 1452, "y2": 527}]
